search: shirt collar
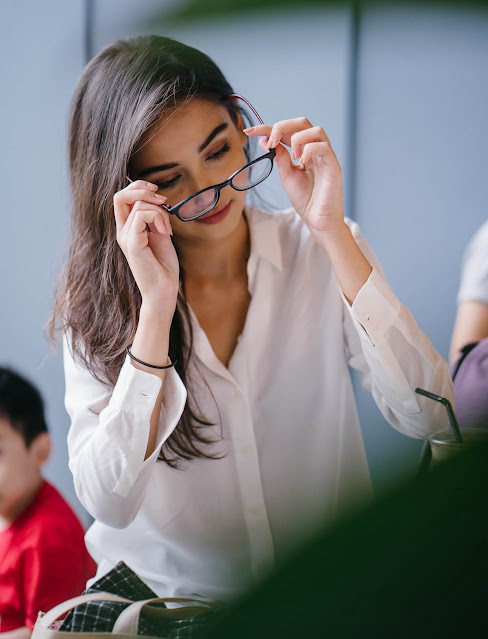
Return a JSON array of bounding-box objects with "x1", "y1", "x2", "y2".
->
[{"x1": 245, "y1": 205, "x2": 284, "y2": 271}]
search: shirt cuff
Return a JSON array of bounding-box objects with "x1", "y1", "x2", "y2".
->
[
  {"x1": 342, "y1": 269, "x2": 420, "y2": 414},
  {"x1": 111, "y1": 355, "x2": 163, "y2": 418},
  {"x1": 343, "y1": 268, "x2": 402, "y2": 346},
  {"x1": 108, "y1": 356, "x2": 187, "y2": 497}
]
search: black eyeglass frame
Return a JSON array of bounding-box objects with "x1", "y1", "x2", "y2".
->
[
  {"x1": 129, "y1": 94, "x2": 276, "y2": 222},
  {"x1": 163, "y1": 148, "x2": 275, "y2": 222}
]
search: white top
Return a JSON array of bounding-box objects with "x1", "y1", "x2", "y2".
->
[
  {"x1": 457, "y1": 220, "x2": 488, "y2": 305},
  {"x1": 64, "y1": 206, "x2": 454, "y2": 600}
]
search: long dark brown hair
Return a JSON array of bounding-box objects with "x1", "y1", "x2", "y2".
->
[{"x1": 50, "y1": 35, "x2": 250, "y2": 468}]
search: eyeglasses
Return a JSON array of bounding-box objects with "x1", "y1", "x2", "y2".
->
[{"x1": 129, "y1": 94, "x2": 275, "y2": 222}]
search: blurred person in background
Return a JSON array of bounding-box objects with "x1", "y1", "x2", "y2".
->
[
  {"x1": 450, "y1": 219, "x2": 488, "y2": 362},
  {"x1": 450, "y1": 220, "x2": 488, "y2": 428},
  {"x1": 0, "y1": 368, "x2": 96, "y2": 638},
  {"x1": 50, "y1": 35, "x2": 453, "y2": 599}
]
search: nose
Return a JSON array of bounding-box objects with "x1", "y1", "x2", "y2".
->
[{"x1": 186, "y1": 172, "x2": 218, "y2": 197}]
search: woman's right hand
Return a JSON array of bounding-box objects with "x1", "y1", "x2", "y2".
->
[{"x1": 114, "y1": 180, "x2": 179, "y2": 307}]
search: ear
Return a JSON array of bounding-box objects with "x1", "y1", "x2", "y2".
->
[
  {"x1": 235, "y1": 112, "x2": 247, "y2": 146},
  {"x1": 30, "y1": 432, "x2": 51, "y2": 468}
]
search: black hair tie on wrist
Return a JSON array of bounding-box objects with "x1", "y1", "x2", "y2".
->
[{"x1": 126, "y1": 346, "x2": 176, "y2": 370}]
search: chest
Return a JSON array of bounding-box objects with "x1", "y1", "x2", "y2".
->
[
  {"x1": 185, "y1": 277, "x2": 251, "y2": 368},
  {"x1": 0, "y1": 533, "x2": 24, "y2": 620}
]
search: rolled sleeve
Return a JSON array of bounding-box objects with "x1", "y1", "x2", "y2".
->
[
  {"x1": 349, "y1": 268, "x2": 402, "y2": 346},
  {"x1": 110, "y1": 355, "x2": 163, "y2": 417},
  {"x1": 109, "y1": 357, "x2": 186, "y2": 498},
  {"x1": 341, "y1": 272, "x2": 421, "y2": 416},
  {"x1": 64, "y1": 334, "x2": 187, "y2": 527},
  {"x1": 342, "y1": 220, "x2": 454, "y2": 438}
]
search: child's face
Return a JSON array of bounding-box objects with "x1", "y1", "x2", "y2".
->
[
  {"x1": 0, "y1": 417, "x2": 49, "y2": 525},
  {"x1": 130, "y1": 98, "x2": 249, "y2": 243}
]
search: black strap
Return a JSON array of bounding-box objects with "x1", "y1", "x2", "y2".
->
[
  {"x1": 126, "y1": 346, "x2": 176, "y2": 370},
  {"x1": 451, "y1": 341, "x2": 479, "y2": 381}
]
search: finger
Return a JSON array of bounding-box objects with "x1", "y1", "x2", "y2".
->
[
  {"x1": 300, "y1": 141, "x2": 340, "y2": 167},
  {"x1": 266, "y1": 139, "x2": 294, "y2": 183},
  {"x1": 125, "y1": 178, "x2": 159, "y2": 192},
  {"x1": 123, "y1": 209, "x2": 168, "y2": 251},
  {"x1": 290, "y1": 126, "x2": 329, "y2": 161},
  {"x1": 114, "y1": 188, "x2": 167, "y2": 234},
  {"x1": 160, "y1": 208, "x2": 173, "y2": 237},
  {"x1": 243, "y1": 124, "x2": 272, "y2": 139},
  {"x1": 267, "y1": 117, "x2": 314, "y2": 150},
  {"x1": 121, "y1": 201, "x2": 167, "y2": 241},
  {"x1": 131, "y1": 209, "x2": 166, "y2": 238},
  {"x1": 245, "y1": 118, "x2": 313, "y2": 150},
  {"x1": 153, "y1": 212, "x2": 167, "y2": 235}
]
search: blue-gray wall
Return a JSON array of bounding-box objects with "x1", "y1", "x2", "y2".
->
[{"x1": 2, "y1": 2, "x2": 487, "y2": 525}]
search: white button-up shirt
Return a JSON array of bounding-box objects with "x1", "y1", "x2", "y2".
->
[{"x1": 64, "y1": 206, "x2": 454, "y2": 599}]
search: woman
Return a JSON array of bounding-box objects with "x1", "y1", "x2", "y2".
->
[{"x1": 52, "y1": 35, "x2": 453, "y2": 598}]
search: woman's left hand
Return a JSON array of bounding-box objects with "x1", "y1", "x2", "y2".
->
[{"x1": 244, "y1": 118, "x2": 344, "y2": 237}]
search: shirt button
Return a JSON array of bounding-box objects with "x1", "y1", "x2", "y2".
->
[
  {"x1": 233, "y1": 390, "x2": 240, "y2": 399},
  {"x1": 249, "y1": 506, "x2": 260, "y2": 516},
  {"x1": 241, "y1": 446, "x2": 250, "y2": 457}
]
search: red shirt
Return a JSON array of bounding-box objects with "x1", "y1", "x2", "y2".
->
[{"x1": 0, "y1": 480, "x2": 97, "y2": 631}]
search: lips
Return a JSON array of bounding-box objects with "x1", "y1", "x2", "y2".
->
[
  {"x1": 195, "y1": 201, "x2": 232, "y2": 224},
  {"x1": 204, "y1": 202, "x2": 229, "y2": 219}
]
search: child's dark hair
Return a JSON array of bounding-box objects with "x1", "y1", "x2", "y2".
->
[{"x1": 0, "y1": 367, "x2": 48, "y2": 446}]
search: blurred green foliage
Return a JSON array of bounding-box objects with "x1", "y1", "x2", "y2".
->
[
  {"x1": 200, "y1": 442, "x2": 488, "y2": 638},
  {"x1": 156, "y1": 0, "x2": 488, "y2": 26}
]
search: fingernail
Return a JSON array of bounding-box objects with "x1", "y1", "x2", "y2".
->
[
  {"x1": 267, "y1": 137, "x2": 274, "y2": 149},
  {"x1": 154, "y1": 193, "x2": 166, "y2": 201},
  {"x1": 146, "y1": 182, "x2": 158, "y2": 190},
  {"x1": 243, "y1": 127, "x2": 255, "y2": 133}
]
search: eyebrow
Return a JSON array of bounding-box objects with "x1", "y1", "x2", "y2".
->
[{"x1": 137, "y1": 122, "x2": 229, "y2": 178}]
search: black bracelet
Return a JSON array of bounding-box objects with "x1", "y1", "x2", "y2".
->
[{"x1": 126, "y1": 346, "x2": 176, "y2": 370}]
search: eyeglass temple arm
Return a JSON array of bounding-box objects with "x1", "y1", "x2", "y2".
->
[
  {"x1": 126, "y1": 175, "x2": 171, "y2": 210},
  {"x1": 226, "y1": 94, "x2": 265, "y2": 125}
]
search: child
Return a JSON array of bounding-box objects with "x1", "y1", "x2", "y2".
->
[{"x1": 0, "y1": 367, "x2": 96, "y2": 637}]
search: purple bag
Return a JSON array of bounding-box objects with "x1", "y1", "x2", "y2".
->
[{"x1": 450, "y1": 337, "x2": 488, "y2": 429}]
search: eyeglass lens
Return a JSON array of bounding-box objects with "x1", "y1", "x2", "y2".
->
[
  {"x1": 231, "y1": 157, "x2": 273, "y2": 191},
  {"x1": 178, "y1": 189, "x2": 218, "y2": 220},
  {"x1": 177, "y1": 157, "x2": 273, "y2": 220}
]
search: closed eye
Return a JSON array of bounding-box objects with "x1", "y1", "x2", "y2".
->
[
  {"x1": 207, "y1": 142, "x2": 230, "y2": 161},
  {"x1": 156, "y1": 175, "x2": 181, "y2": 190},
  {"x1": 155, "y1": 142, "x2": 231, "y2": 190}
]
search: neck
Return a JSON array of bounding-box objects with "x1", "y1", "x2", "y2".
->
[{"x1": 174, "y1": 212, "x2": 250, "y2": 284}]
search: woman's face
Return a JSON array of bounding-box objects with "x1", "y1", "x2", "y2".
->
[{"x1": 130, "y1": 98, "x2": 249, "y2": 242}]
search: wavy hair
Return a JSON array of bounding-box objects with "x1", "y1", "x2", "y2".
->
[{"x1": 50, "y1": 35, "x2": 250, "y2": 467}]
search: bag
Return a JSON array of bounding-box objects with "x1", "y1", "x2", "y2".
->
[
  {"x1": 32, "y1": 562, "x2": 223, "y2": 639},
  {"x1": 32, "y1": 594, "x2": 221, "y2": 639}
]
